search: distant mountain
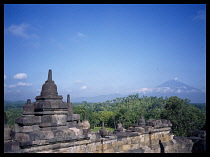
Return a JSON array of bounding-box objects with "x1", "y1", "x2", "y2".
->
[
  {"x1": 136, "y1": 79, "x2": 205, "y2": 103},
  {"x1": 5, "y1": 80, "x2": 205, "y2": 104},
  {"x1": 71, "y1": 93, "x2": 127, "y2": 103},
  {"x1": 156, "y1": 79, "x2": 202, "y2": 92},
  {"x1": 71, "y1": 79, "x2": 206, "y2": 103}
]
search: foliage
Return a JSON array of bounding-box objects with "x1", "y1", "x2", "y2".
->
[
  {"x1": 5, "y1": 95, "x2": 206, "y2": 137},
  {"x1": 4, "y1": 101, "x2": 25, "y2": 110},
  {"x1": 91, "y1": 127, "x2": 115, "y2": 132},
  {"x1": 160, "y1": 96, "x2": 206, "y2": 137},
  {"x1": 73, "y1": 95, "x2": 205, "y2": 137},
  {"x1": 191, "y1": 103, "x2": 206, "y2": 114},
  {"x1": 5, "y1": 108, "x2": 23, "y2": 128}
]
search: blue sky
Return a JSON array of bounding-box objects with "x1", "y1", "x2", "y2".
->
[{"x1": 4, "y1": 4, "x2": 206, "y2": 101}]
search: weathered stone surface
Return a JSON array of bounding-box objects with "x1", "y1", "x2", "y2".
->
[
  {"x1": 81, "y1": 120, "x2": 90, "y2": 129},
  {"x1": 14, "y1": 133, "x2": 30, "y2": 142},
  {"x1": 34, "y1": 101, "x2": 68, "y2": 110},
  {"x1": 67, "y1": 121, "x2": 78, "y2": 128},
  {"x1": 16, "y1": 115, "x2": 41, "y2": 125},
  {"x1": 41, "y1": 115, "x2": 67, "y2": 125},
  {"x1": 4, "y1": 141, "x2": 21, "y2": 153},
  {"x1": 67, "y1": 114, "x2": 80, "y2": 122},
  {"x1": 4, "y1": 125, "x2": 11, "y2": 141},
  {"x1": 23, "y1": 103, "x2": 34, "y2": 115},
  {"x1": 134, "y1": 127, "x2": 145, "y2": 133}
]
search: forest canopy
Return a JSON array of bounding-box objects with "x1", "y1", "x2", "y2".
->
[{"x1": 4, "y1": 95, "x2": 206, "y2": 137}]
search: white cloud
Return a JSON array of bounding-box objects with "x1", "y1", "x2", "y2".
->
[
  {"x1": 13, "y1": 73, "x2": 27, "y2": 79},
  {"x1": 177, "y1": 89, "x2": 182, "y2": 93},
  {"x1": 74, "y1": 80, "x2": 83, "y2": 83},
  {"x1": 7, "y1": 23, "x2": 39, "y2": 39},
  {"x1": 173, "y1": 77, "x2": 178, "y2": 81},
  {"x1": 7, "y1": 23, "x2": 30, "y2": 38},
  {"x1": 77, "y1": 32, "x2": 86, "y2": 37},
  {"x1": 7, "y1": 82, "x2": 32, "y2": 88},
  {"x1": 128, "y1": 87, "x2": 153, "y2": 94},
  {"x1": 67, "y1": 89, "x2": 72, "y2": 92},
  {"x1": 80, "y1": 85, "x2": 87, "y2": 90},
  {"x1": 8, "y1": 84, "x2": 17, "y2": 88},
  {"x1": 182, "y1": 86, "x2": 187, "y2": 89},
  {"x1": 4, "y1": 74, "x2": 7, "y2": 80},
  {"x1": 193, "y1": 10, "x2": 206, "y2": 21},
  {"x1": 201, "y1": 89, "x2": 206, "y2": 92},
  {"x1": 128, "y1": 86, "x2": 175, "y2": 94},
  {"x1": 17, "y1": 82, "x2": 32, "y2": 86},
  {"x1": 161, "y1": 87, "x2": 174, "y2": 93}
]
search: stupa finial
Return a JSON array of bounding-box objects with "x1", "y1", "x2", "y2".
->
[
  {"x1": 48, "y1": 69, "x2": 52, "y2": 81},
  {"x1": 67, "y1": 94, "x2": 70, "y2": 103}
]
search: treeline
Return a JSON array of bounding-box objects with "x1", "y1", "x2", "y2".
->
[
  {"x1": 73, "y1": 94, "x2": 206, "y2": 137},
  {"x1": 4, "y1": 95, "x2": 206, "y2": 137},
  {"x1": 4, "y1": 101, "x2": 25, "y2": 110},
  {"x1": 190, "y1": 103, "x2": 206, "y2": 114}
]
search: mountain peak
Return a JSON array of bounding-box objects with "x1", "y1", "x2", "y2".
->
[{"x1": 156, "y1": 79, "x2": 198, "y2": 91}]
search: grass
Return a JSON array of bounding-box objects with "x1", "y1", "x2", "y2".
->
[{"x1": 91, "y1": 127, "x2": 115, "y2": 132}]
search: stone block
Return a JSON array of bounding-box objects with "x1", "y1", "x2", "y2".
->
[
  {"x1": 4, "y1": 141, "x2": 20, "y2": 152},
  {"x1": 96, "y1": 144, "x2": 102, "y2": 150},
  {"x1": 113, "y1": 146, "x2": 121, "y2": 152},
  {"x1": 16, "y1": 115, "x2": 41, "y2": 125},
  {"x1": 42, "y1": 130, "x2": 54, "y2": 139},
  {"x1": 52, "y1": 115, "x2": 67, "y2": 125},
  {"x1": 4, "y1": 125, "x2": 11, "y2": 140},
  {"x1": 12, "y1": 124, "x2": 20, "y2": 133},
  {"x1": 32, "y1": 140, "x2": 48, "y2": 145},
  {"x1": 13, "y1": 125, "x2": 40, "y2": 133},
  {"x1": 103, "y1": 143, "x2": 110, "y2": 150},
  {"x1": 41, "y1": 115, "x2": 52, "y2": 123},
  {"x1": 14, "y1": 133, "x2": 30, "y2": 142},
  {"x1": 67, "y1": 121, "x2": 77, "y2": 128},
  {"x1": 39, "y1": 122, "x2": 58, "y2": 128},
  {"x1": 28, "y1": 131, "x2": 45, "y2": 141},
  {"x1": 67, "y1": 114, "x2": 80, "y2": 122},
  {"x1": 122, "y1": 144, "x2": 131, "y2": 151},
  {"x1": 23, "y1": 104, "x2": 34, "y2": 115},
  {"x1": 76, "y1": 147, "x2": 83, "y2": 153},
  {"x1": 40, "y1": 115, "x2": 67, "y2": 127},
  {"x1": 21, "y1": 126, "x2": 34, "y2": 133},
  {"x1": 127, "y1": 138, "x2": 131, "y2": 144},
  {"x1": 103, "y1": 148, "x2": 114, "y2": 153},
  {"x1": 52, "y1": 130, "x2": 64, "y2": 139},
  {"x1": 68, "y1": 127, "x2": 83, "y2": 137},
  {"x1": 94, "y1": 150, "x2": 102, "y2": 153},
  {"x1": 34, "y1": 101, "x2": 68, "y2": 110},
  {"x1": 116, "y1": 140, "x2": 123, "y2": 147},
  {"x1": 134, "y1": 127, "x2": 145, "y2": 133}
]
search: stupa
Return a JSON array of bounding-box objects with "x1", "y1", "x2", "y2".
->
[{"x1": 9, "y1": 69, "x2": 90, "y2": 151}]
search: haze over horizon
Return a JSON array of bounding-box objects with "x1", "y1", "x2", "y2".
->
[{"x1": 4, "y1": 4, "x2": 206, "y2": 102}]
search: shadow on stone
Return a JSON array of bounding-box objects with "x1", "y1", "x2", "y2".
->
[{"x1": 159, "y1": 140, "x2": 165, "y2": 153}]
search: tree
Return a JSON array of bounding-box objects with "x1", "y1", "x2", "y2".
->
[
  {"x1": 160, "y1": 96, "x2": 206, "y2": 137},
  {"x1": 5, "y1": 108, "x2": 23, "y2": 128}
]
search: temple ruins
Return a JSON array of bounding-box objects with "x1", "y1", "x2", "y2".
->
[{"x1": 4, "y1": 69, "x2": 193, "y2": 153}]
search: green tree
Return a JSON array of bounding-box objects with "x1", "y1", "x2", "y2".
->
[
  {"x1": 5, "y1": 108, "x2": 23, "y2": 128},
  {"x1": 160, "y1": 96, "x2": 206, "y2": 137}
]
